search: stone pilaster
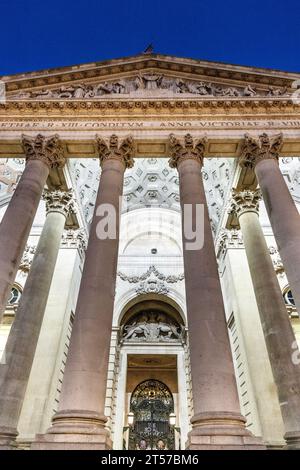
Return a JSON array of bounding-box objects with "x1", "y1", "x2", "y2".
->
[
  {"x1": 0, "y1": 189, "x2": 72, "y2": 450},
  {"x1": 32, "y1": 135, "x2": 135, "y2": 450},
  {"x1": 240, "y1": 133, "x2": 300, "y2": 318},
  {"x1": 0, "y1": 134, "x2": 65, "y2": 321},
  {"x1": 168, "y1": 134, "x2": 263, "y2": 450},
  {"x1": 231, "y1": 188, "x2": 300, "y2": 449}
]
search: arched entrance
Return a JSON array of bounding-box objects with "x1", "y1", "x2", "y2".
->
[
  {"x1": 129, "y1": 379, "x2": 175, "y2": 450},
  {"x1": 112, "y1": 297, "x2": 190, "y2": 450}
]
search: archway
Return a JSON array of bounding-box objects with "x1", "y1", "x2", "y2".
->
[
  {"x1": 128, "y1": 379, "x2": 175, "y2": 450},
  {"x1": 111, "y1": 297, "x2": 190, "y2": 450}
]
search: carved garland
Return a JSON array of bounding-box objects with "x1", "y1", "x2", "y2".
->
[{"x1": 117, "y1": 265, "x2": 184, "y2": 283}]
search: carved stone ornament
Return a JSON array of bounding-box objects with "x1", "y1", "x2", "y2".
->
[
  {"x1": 12, "y1": 74, "x2": 290, "y2": 100},
  {"x1": 19, "y1": 244, "x2": 36, "y2": 273},
  {"x1": 168, "y1": 133, "x2": 207, "y2": 168},
  {"x1": 117, "y1": 265, "x2": 184, "y2": 283},
  {"x1": 121, "y1": 311, "x2": 185, "y2": 344},
  {"x1": 96, "y1": 134, "x2": 135, "y2": 169},
  {"x1": 269, "y1": 246, "x2": 285, "y2": 274},
  {"x1": 216, "y1": 229, "x2": 243, "y2": 259},
  {"x1": 42, "y1": 189, "x2": 74, "y2": 217},
  {"x1": 230, "y1": 189, "x2": 262, "y2": 217},
  {"x1": 135, "y1": 274, "x2": 169, "y2": 295},
  {"x1": 61, "y1": 228, "x2": 87, "y2": 253},
  {"x1": 21, "y1": 134, "x2": 65, "y2": 169},
  {"x1": 239, "y1": 133, "x2": 283, "y2": 169}
]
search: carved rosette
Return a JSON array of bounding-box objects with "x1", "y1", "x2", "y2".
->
[
  {"x1": 239, "y1": 133, "x2": 283, "y2": 169},
  {"x1": 43, "y1": 189, "x2": 74, "y2": 218},
  {"x1": 95, "y1": 134, "x2": 135, "y2": 169},
  {"x1": 168, "y1": 133, "x2": 207, "y2": 168},
  {"x1": 231, "y1": 189, "x2": 262, "y2": 217},
  {"x1": 21, "y1": 134, "x2": 66, "y2": 169}
]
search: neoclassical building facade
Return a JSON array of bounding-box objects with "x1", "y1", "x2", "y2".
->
[{"x1": 0, "y1": 53, "x2": 300, "y2": 450}]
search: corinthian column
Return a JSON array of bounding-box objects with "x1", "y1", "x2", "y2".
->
[
  {"x1": 168, "y1": 134, "x2": 263, "y2": 449},
  {"x1": 0, "y1": 189, "x2": 73, "y2": 450},
  {"x1": 0, "y1": 134, "x2": 65, "y2": 321},
  {"x1": 32, "y1": 135, "x2": 135, "y2": 450},
  {"x1": 231, "y1": 189, "x2": 300, "y2": 449},
  {"x1": 240, "y1": 133, "x2": 300, "y2": 316}
]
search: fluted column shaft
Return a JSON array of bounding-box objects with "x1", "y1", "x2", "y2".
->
[
  {"x1": 32, "y1": 135, "x2": 135, "y2": 450},
  {"x1": 241, "y1": 133, "x2": 300, "y2": 315},
  {"x1": 0, "y1": 190, "x2": 73, "y2": 449},
  {"x1": 169, "y1": 134, "x2": 263, "y2": 449},
  {"x1": 0, "y1": 134, "x2": 65, "y2": 321},
  {"x1": 232, "y1": 189, "x2": 300, "y2": 449}
]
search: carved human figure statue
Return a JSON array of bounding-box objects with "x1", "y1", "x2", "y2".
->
[{"x1": 135, "y1": 74, "x2": 163, "y2": 90}]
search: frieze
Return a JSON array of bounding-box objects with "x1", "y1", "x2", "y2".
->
[{"x1": 1, "y1": 119, "x2": 300, "y2": 131}]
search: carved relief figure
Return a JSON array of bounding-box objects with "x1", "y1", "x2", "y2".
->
[
  {"x1": 121, "y1": 311, "x2": 184, "y2": 343},
  {"x1": 123, "y1": 321, "x2": 150, "y2": 340},
  {"x1": 13, "y1": 74, "x2": 290, "y2": 99},
  {"x1": 137, "y1": 73, "x2": 163, "y2": 90}
]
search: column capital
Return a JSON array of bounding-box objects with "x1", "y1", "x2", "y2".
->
[
  {"x1": 216, "y1": 228, "x2": 244, "y2": 259},
  {"x1": 95, "y1": 134, "x2": 135, "y2": 169},
  {"x1": 168, "y1": 133, "x2": 207, "y2": 169},
  {"x1": 22, "y1": 134, "x2": 66, "y2": 169},
  {"x1": 239, "y1": 133, "x2": 283, "y2": 169},
  {"x1": 43, "y1": 189, "x2": 74, "y2": 218},
  {"x1": 231, "y1": 188, "x2": 262, "y2": 217}
]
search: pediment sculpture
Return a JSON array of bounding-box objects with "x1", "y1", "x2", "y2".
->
[
  {"x1": 120, "y1": 311, "x2": 185, "y2": 344},
  {"x1": 14, "y1": 73, "x2": 289, "y2": 99}
]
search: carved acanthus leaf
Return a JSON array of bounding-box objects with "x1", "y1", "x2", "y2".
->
[
  {"x1": 240, "y1": 133, "x2": 283, "y2": 168},
  {"x1": 96, "y1": 134, "x2": 135, "y2": 169},
  {"x1": 21, "y1": 134, "x2": 65, "y2": 169},
  {"x1": 43, "y1": 189, "x2": 74, "y2": 217},
  {"x1": 168, "y1": 133, "x2": 207, "y2": 168},
  {"x1": 230, "y1": 189, "x2": 262, "y2": 217}
]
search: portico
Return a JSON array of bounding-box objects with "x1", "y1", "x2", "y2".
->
[{"x1": 0, "y1": 53, "x2": 300, "y2": 450}]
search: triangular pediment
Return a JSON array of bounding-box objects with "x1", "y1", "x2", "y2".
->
[{"x1": 2, "y1": 53, "x2": 300, "y2": 99}]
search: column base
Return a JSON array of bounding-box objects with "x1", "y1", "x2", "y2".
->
[
  {"x1": 0, "y1": 426, "x2": 18, "y2": 450},
  {"x1": 31, "y1": 410, "x2": 112, "y2": 450},
  {"x1": 186, "y1": 412, "x2": 265, "y2": 450},
  {"x1": 284, "y1": 431, "x2": 300, "y2": 450}
]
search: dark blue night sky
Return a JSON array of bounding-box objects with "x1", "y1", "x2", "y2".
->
[{"x1": 1, "y1": 0, "x2": 299, "y2": 75}]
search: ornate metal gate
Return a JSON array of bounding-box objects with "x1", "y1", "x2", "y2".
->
[{"x1": 128, "y1": 379, "x2": 175, "y2": 450}]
